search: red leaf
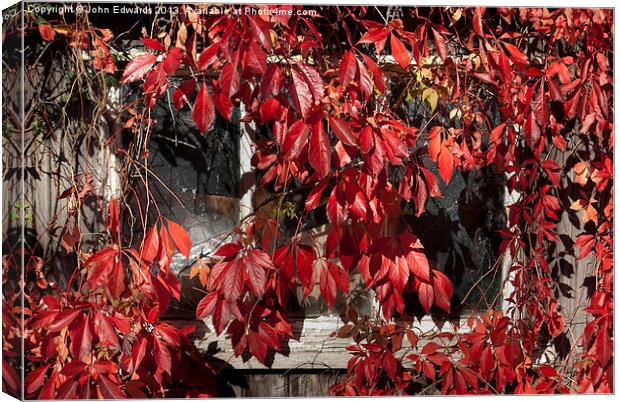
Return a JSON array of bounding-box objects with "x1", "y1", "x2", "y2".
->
[
  {"x1": 213, "y1": 85, "x2": 234, "y2": 121},
  {"x1": 71, "y1": 314, "x2": 93, "y2": 361},
  {"x1": 141, "y1": 37, "x2": 164, "y2": 51},
  {"x1": 329, "y1": 117, "x2": 357, "y2": 146},
  {"x1": 597, "y1": 326, "x2": 612, "y2": 366},
  {"x1": 480, "y1": 346, "x2": 494, "y2": 377},
  {"x1": 261, "y1": 64, "x2": 283, "y2": 99},
  {"x1": 361, "y1": 54, "x2": 386, "y2": 93},
  {"x1": 98, "y1": 375, "x2": 126, "y2": 399},
  {"x1": 318, "y1": 260, "x2": 348, "y2": 307},
  {"x1": 25, "y1": 364, "x2": 50, "y2": 394},
  {"x1": 437, "y1": 146, "x2": 454, "y2": 184},
  {"x1": 38, "y1": 24, "x2": 56, "y2": 41},
  {"x1": 526, "y1": 67, "x2": 544, "y2": 77},
  {"x1": 198, "y1": 44, "x2": 220, "y2": 71},
  {"x1": 244, "y1": 42, "x2": 268, "y2": 76},
  {"x1": 222, "y1": 258, "x2": 244, "y2": 301},
  {"x1": 339, "y1": 50, "x2": 358, "y2": 84},
  {"x1": 245, "y1": 250, "x2": 270, "y2": 297},
  {"x1": 214, "y1": 243, "x2": 242, "y2": 258},
  {"x1": 166, "y1": 219, "x2": 192, "y2": 258},
  {"x1": 219, "y1": 63, "x2": 240, "y2": 99},
  {"x1": 290, "y1": 68, "x2": 313, "y2": 119},
  {"x1": 60, "y1": 360, "x2": 87, "y2": 378},
  {"x1": 153, "y1": 336, "x2": 172, "y2": 375},
  {"x1": 107, "y1": 198, "x2": 120, "y2": 236},
  {"x1": 196, "y1": 292, "x2": 217, "y2": 320},
  {"x1": 248, "y1": 15, "x2": 272, "y2": 50},
  {"x1": 406, "y1": 243, "x2": 430, "y2": 283},
  {"x1": 173, "y1": 78, "x2": 196, "y2": 109},
  {"x1": 358, "y1": 28, "x2": 390, "y2": 47},
  {"x1": 390, "y1": 33, "x2": 410, "y2": 69},
  {"x1": 575, "y1": 234, "x2": 596, "y2": 260},
  {"x1": 282, "y1": 120, "x2": 309, "y2": 160},
  {"x1": 248, "y1": 331, "x2": 267, "y2": 363},
  {"x1": 108, "y1": 257, "x2": 126, "y2": 298},
  {"x1": 309, "y1": 120, "x2": 331, "y2": 178},
  {"x1": 356, "y1": 58, "x2": 373, "y2": 99},
  {"x1": 298, "y1": 63, "x2": 325, "y2": 101},
  {"x1": 48, "y1": 309, "x2": 81, "y2": 332},
  {"x1": 305, "y1": 179, "x2": 328, "y2": 211},
  {"x1": 524, "y1": 112, "x2": 540, "y2": 147},
  {"x1": 94, "y1": 311, "x2": 119, "y2": 349},
  {"x1": 132, "y1": 338, "x2": 147, "y2": 372},
  {"x1": 192, "y1": 82, "x2": 215, "y2": 133},
  {"x1": 432, "y1": 29, "x2": 448, "y2": 61},
  {"x1": 121, "y1": 54, "x2": 157, "y2": 83},
  {"x1": 418, "y1": 282, "x2": 434, "y2": 312},
  {"x1": 502, "y1": 42, "x2": 528, "y2": 64},
  {"x1": 141, "y1": 225, "x2": 160, "y2": 263},
  {"x1": 432, "y1": 270, "x2": 453, "y2": 313},
  {"x1": 160, "y1": 48, "x2": 182, "y2": 75},
  {"x1": 327, "y1": 189, "x2": 346, "y2": 227},
  {"x1": 474, "y1": 72, "x2": 498, "y2": 86}
]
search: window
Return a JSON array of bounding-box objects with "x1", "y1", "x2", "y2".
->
[{"x1": 138, "y1": 88, "x2": 512, "y2": 371}]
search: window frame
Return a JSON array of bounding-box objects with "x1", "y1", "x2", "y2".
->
[{"x1": 188, "y1": 112, "x2": 518, "y2": 371}]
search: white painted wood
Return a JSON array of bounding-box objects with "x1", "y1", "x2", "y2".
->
[{"x1": 238, "y1": 105, "x2": 255, "y2": 222}]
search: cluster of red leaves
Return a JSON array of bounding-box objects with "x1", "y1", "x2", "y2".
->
[
  {"x1": 17, "y1": 198, "x2": 219, "y2": 398},
  {"x1": 331, "y1": 7, "x2": 613, "y2": 395},
  {"x1": 332, "y1": 311, "x2": 570, "y2": 395},
  {"x1": 38, "y1": 21, "x2": 117, "y2": 73},
  {"x1": 12, "y1": 4, "x2": 613, "y2": 397}
]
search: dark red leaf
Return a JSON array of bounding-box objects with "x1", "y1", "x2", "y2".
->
[
  {"x1": 173, "y1": 78, "x2": 196, "y2": 109},
  {"x1": 25, "y1": 364, "x2": 50, "y2": 394},
  {"x1": 432, "y1": 29, "x2": 448, "y2": 61},
  {"x1": 247, "y1": 15, "x2": 272, "y2": 50},
  {"x1": 98, "y1": 375, "x2": 126, "y2": 399},
  {"x1": 94, "y1": 310, "x2": 119, "y2": 349},
  {"x1": 141, "y1": 37, "x2": 164, "y2": 51},
  {"x1": 192, "y1": 82, "x2": 215, "y2": 133},
  {"x1": 198, "y1": 45, "x2": 220, "y2": 71},
  {"x1": 309, "y1": 120, "x2": 331, "y2": 178},
  {"x1": 222, "y1": 258, "x2": 244, "y2": 301}
]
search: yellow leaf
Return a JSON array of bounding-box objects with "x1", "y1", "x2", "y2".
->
[{"x1": 422, "y1": 88, "x2": 439, "y2": 112}]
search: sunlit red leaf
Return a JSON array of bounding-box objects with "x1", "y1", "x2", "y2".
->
[
  {"x1": 121, "y1": 54, "x2": 157, "y2": 83},
  {"x1": 390, "y1": 33, "x2": 410, "y2": 69}
]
